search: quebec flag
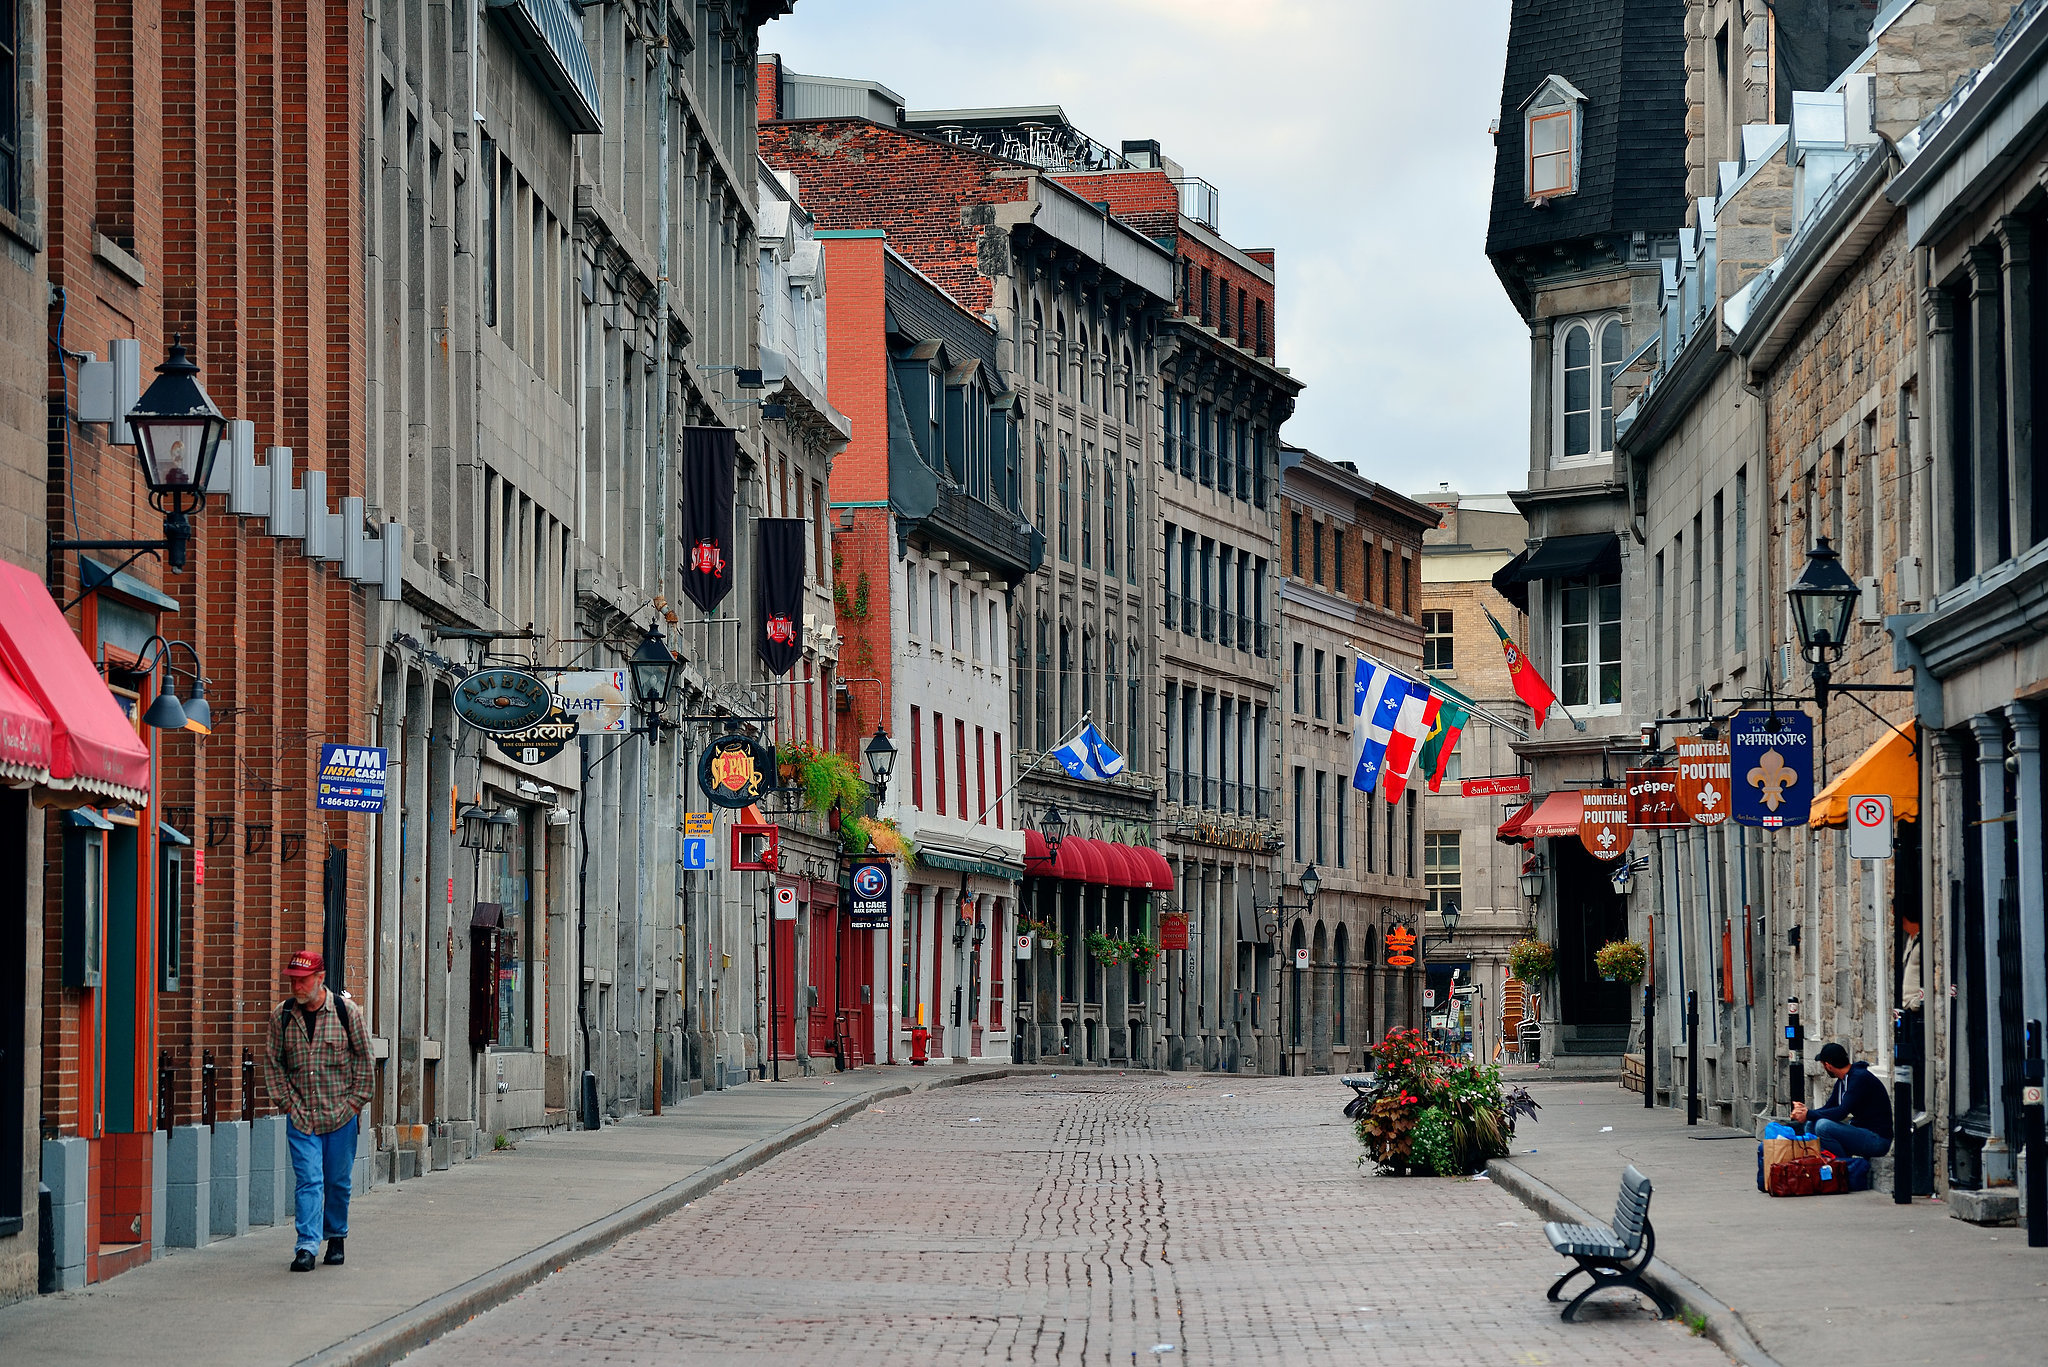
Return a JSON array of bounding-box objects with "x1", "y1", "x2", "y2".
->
[
  {"x1": 1352, "y1": 656, "x2": 1411, "y2": 794},
  {"x1": 1054, "y1": 723, "x2": 1126, "y2": 782}
]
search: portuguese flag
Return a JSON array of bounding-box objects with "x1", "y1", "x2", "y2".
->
[
  {"x1": 1418, "y1": 677, "x2": 1475, "y2": 794},
  {"x1": 1484, "y1": 604, "x2": 1557, "y2": 729}
]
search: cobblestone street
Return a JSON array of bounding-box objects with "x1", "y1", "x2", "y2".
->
[{"x1": 409, "y1": 1075, "x2": 1729, "y2": 1365}]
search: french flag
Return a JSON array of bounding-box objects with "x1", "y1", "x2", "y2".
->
[
  {"x1": 1351, "y1": 657, "x2": 1410, "y2": 794},
  {"x1": 1380, "y1": 687, "x2": 1440, "y2": 805}
]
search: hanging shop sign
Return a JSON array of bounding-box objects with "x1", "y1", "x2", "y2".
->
[
  {"x1": 1730, "y1": 710, "x2": 1813, "y2": 829},
  {"x1": 1626, "y1": 768, "x2": 1685, "y2": 828},
  {"x1": 315, "y1": 744, "x2": 387, "y2": 813},
  {"x1": 549, "y1": 670, "x2": 634, "y2": 734},
  {"x1": 1160, "y1": 911, "x2": 1191, "y2": 951},
  {"x1": 454, "y1": 668, "x2": 553, "y2": 734},
  {"x1": 1384, "y1": 923, "x2": 1417, "y2": 968},
  {"x1": 492, "y1": 705, "x2": 579, "y2": 766},
  {"x1": 697, "y1": 733, "x2": 777, "y2": 809},
  {"x1": 849, "y1": 859, "x2": 892, "y2": 930},
  {"x1": 1674, "y1": 735, "x2": 1732, "y2": 826},
  {"x1": 1461, "y1": 775, "x2": 1531, "y2": 798},
  {"x1": 1578, "y1": 787, "x2": 1632, "y2": 861}
]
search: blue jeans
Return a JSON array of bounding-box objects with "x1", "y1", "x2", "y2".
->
[
  {"x1": 287, "y1": 1116, "x2": 358, "y2": 1255},
  {"x1": 1813, "y1": 1117, "x2": 1889, "y2": 1159}
]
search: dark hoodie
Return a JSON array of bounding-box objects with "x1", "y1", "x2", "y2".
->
[{"x1": 1810, "y1": 1060, "x2": 1892, "y2": 1142}]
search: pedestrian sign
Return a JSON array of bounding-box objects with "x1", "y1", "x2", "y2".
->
[
  {"x1": 1849, "y1": 794, "x2": 1893, "y2": 860},
  {"x1": 682, "y1": 836, "x2": 712, "y2": 870}
]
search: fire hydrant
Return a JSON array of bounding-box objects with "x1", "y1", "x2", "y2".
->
[{"x1": 909, "y1": 1025, "x2": 929, "y2": 1065}]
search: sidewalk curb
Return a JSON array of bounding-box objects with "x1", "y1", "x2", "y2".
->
[
  {"x1": 296, "y1": 1066, "x2": 1024, "y2": 1367},
  {"x1": 1485, "y1": 1158, "x2": 1782, "y2": 1367}
]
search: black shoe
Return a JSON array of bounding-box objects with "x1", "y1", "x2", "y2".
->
[
  {"x1": 290, "y1": 1249, "x2": 317, "y2": 1272},
  {"x1": 323, "y1": 1237, "x2": 345, "y2": 1266}
]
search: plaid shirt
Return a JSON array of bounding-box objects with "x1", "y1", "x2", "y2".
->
[{"x1": 264, "y1": 989, "x2": 373, "y2": 1135}]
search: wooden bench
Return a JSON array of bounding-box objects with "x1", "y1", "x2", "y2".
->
[{"x1": 1541, "y1": 1164, "x2": 1677, "y2": 1322}]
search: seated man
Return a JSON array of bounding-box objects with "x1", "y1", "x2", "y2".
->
[{"x1": 1791, "y1": 1041, "x2": 1892, "y2": 1159}]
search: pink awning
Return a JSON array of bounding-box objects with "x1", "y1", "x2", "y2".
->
[{"x1": 0, "y1": 562, "x2": 151, "y2": 803}]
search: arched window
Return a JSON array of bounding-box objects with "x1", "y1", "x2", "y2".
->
[
  {"x1": 1556, "y1": 314, "x2": 1625, "y2": 464},
  {"x1": 1333, "y1": 925, "x2": 1349, "y2": 1045},
  {"x1": 1032, "y1": 299, "x2": 1044, "y2": 383},
  {"x1": 1054, "y1": 311, "x2": 1067, "y2": 394},
  {"x1": 1077, "y1": 323, "x2": 1089, "y2": 404},
  {"x1": 1104, "y1": 632, "x2": 1120, "y2": 739},
  {"x1": 1122, "y1": 346, "x2": 1134, "y2": 425},
  {"x1": 1058, "y1": 622, "x2": 1074, "y2": 732},
  {"x1": 1100, "y1": 327, "x2": 1113, "y2": 415}
]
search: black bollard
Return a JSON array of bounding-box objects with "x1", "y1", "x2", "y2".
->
[
  {"x1": 2025, "y1": 1020, "x2": 2045, "y2": 1249},
  {"x1": 1686, "y1": 991, "x2": 1699, "y2": 1126},
  {"x1": 580, "y1": 1069, "x2": 602, "y2": 1131},
  {"x1": 200, "y1": 1048, "x2": 217, "y2": 1128},
  {"x1": 1643, "y1": 985, "x2": 1655, "y2": 1110},
  {"x1": 158, "y1": 1049, "x2": 175, "y2": 1131},
  {"x1": 1893, "y1": 1010, "x2": 1913, "y2": 1205},
  {"x1": 241, "y1": 1048, "x2": 256, "y2": 1124}
]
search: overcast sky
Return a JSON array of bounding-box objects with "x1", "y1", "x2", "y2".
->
[{"x1": 761, "y1": 0, "x2": 1528, "y2": 498}]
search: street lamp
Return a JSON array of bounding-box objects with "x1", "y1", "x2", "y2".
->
[
  {"x1": 1038, "y1": 804, "x2": 1068, "y2": 858},
  {"x1": 126, "y1": 339, "x2": 229, "y2": 573},
  {"x1": 864, "y1": 726, "x2": 897, "y2": 793},
  {"x1": 1518, "y1": 855, "x2": 1547, "y2": 901},
  {"x1": 1262, "y1": 865, "x2": 1321, "y2": 1076},
  {"x1": 627, "y1": 624, "x2": 681, "y2": 735},
  {"x1": 133, "y1": 637, "x2": 211, "y2": 735},
  {"x1": 1299, "y1": 862, "x2": 1321, "y2": 904},
  {"x1": 1788, "y1": 538, "x2": 1860, "y2": 715}
]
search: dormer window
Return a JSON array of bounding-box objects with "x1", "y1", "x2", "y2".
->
[{"x1": 1522, "y1": 75, "x2": 1587, "y2": 203}]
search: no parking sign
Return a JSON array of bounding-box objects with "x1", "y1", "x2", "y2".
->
[{"x1": 1849, "y1": 794, "x2": 1893, "y2": 860}]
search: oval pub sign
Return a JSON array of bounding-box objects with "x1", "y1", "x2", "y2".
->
[{"x1": 453, "y1": 667, "x2": 554, "y2": 735}]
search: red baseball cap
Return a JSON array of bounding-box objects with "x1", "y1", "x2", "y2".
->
[{"x1": 285, "y1": 951, "x2": 325, "y2": 978}]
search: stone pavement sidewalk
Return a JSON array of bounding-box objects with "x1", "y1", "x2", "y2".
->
[
  {"x1": 0, "y1": 1061, "x2": 1017, "y2": 1367},
  {"x1": 1489, "y1": 1079, "x2": 2048, "y2": 1367}
]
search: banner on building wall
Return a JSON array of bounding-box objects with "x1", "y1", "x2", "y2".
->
[
  {"x1": 1578, "y1": 787, "x2": 1632, "y2": 861},
  {"x1": 1626, "y1": 768, "x2": 1685, "y2": 828},
  {"x1": 849, "y1": 859, "x2": 892, "y2": 930},
  {"x1": 679, "y1": 426, "x2": 738, "y2": 612},
  {"x1": 1729, "y1": 710, "x2": 1813, "y2": 828},
  {"x1": 1675, "y1": 735, "x2": 1733, "y2": 825},
  {"x1": 754, "y1": 517, "x2": 806, "y2": 676}
]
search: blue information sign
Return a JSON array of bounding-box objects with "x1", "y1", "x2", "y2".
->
[
  {"x1": 849, "y1": 859, "x2": 892, "y2": 930},
  {"x1": 316, "y1": 744, "x2": 388, "y2": 813},
  {"x1": 1729, "y1": 710, "x2": 1813, "y2": 829},
  {"x1": 682, "y1": 836, "x2": 712, "y2": 870}
]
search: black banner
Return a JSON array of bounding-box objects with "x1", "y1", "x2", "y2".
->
[
  {"x1": 755, "y1": 517, "x2": 806, "y2": 677},
  {"x1": 679, "y1": 426, "x2": 737, "y2": 611}
]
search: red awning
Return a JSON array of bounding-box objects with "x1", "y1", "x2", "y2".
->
[
  {"x1": 1521, "y1": 791, "x2": 1584, "y2": 838},
  {"x1": 1496, "y1": 801, "x2": 1534, "y2": 844},
  {"x1": 1132, "y1": 846, "x2": 1175, "y2": 890},
  {"x1": 1053, "y1": 835, "x2": 1108, "y2": 885},
  {"x1": 1099, "y1": 843, "x2": 1145, "y2": 888},
  {"x1": 1024, "y1": 828, "x2": 1054, "y2": 869},
  {"x1": 0, "y1": 562, "x2": 151, "y2": 803},
  {"x1": 0, "y1": 658, "x2": 54, "y2": 785}
]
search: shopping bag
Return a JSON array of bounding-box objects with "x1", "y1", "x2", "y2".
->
[
  {"x1": 1762, "y1": 1130, "x2": 1819, "y2": 1191},
  {"x1": 1757, "y1": 1121, "x2": 1801, "y2": 1191}
]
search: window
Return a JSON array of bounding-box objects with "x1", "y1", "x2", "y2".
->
[
  {"x1": 1311, "y1": 522, "x2": 1325, "y2": 584},
  {"x1": 1054, "y1": 312, "x2": 1067, "y2": 393},
  {"x1": 1401, "y1": 557, "x2": 1412, "y2": 617},
  {"x1": 480, "y1": 137, "x2": 498, "y2": 328},
  {"x1": 1336, "y1": 786, "x2": 1349, "y2": 869},
  {"x1": 1381, "y1": 547, "x2": 1393, "y2": 607},
  {"x1": 929, "y1": 571, "x2": 941, "y2": 642},
  {"x1": 1059, "y1": 625, "x2": 1073, "y2": 731},
  {"x1": 906, "y1": 568, "x2": 920, "y2": 638},
  {"x1": 1292, "y1": 766, "x2": 1306, "y2": 860},
  {"x1": 0, "y1": 0, "x2": 22, "y2": 212},
  {"x1": 1035, "y1": 616, "x2": 1051, "y2": 750},
  {"x1": 1081, "y1": 447, "x2": 1094, "y2": 567},
  {"x1": 1557, "y1": 316, "x2": 1626, "y2": 463},
  {"x1": 1559, "y1": 573, "x2": 1623, "y2": 708},
  {"x1": 949, "y1": 582, "x2": 962, "y2": 652},
  {"x1": 932, "y1": 712, "x2": 946, "y2": 816},
  {"x1": 1034, "y1": 425, "x2": 1049, "y2": 534},
  {"x1": 969, "y1": 589, "x2": 982, "y2": 660},
  {"x1": 1423, "y1": 610, "x2": 1453, "y2": 671},
  {"x1": 910, "y1": 706, "x2": 924, "y2": 808},
  {"x1": 1312, "y1": 648, "x2": 1326, "y2": 719},
  {"x1": 1523, "y1": 76, "x2": 1583, "y2": 201},
  {"x1": 1292, "y1": 643, "x2": 1305, "y2": 713},
  {"x1": 1425, "y1": 832, "x2": 1461, "y2": 916},
  {"x1": 1126, "y1": 471, "x2": 1139, "y2": 584},
  {"x1": 1199, "y1": 402, "x2": 1214, "y2": 486},
  {"x1": 1123, "y1": 347, "x2": 1134, "y2": 424},
  {"x1": 1255, "y1": 300, "x2": 1267, "y2": 356},
  {"x1": 1182, "y1": 537, "x2": 1197, "y2": 634},
  {"x1": 1104, "y1": 461, "x2": 1117, "y2": 575},
  {"x1": 1058, "y1": 435, "x2": 1071, "y2": 562},
  {"x1": 1032, "y1": 300, "x2": 1043, "y2": 382},
  {"x1": 1290, "y1": 511, "x2": 1303, "y2": 577},
  {"x1": 1333, "y1": 533, "x2": 1345, "y2": 595},
  {"x1": 956, "y1": 718, "x2": 969, "y2": 819},
  {"x1": 1127, "y1": 641, "x2": 1142, "y2": 763},
  {"x1": 1314, "y1": 771, "x2": 1327, "y2": 865}
]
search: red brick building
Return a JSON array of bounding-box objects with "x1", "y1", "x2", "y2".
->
[{"x1": 19, "y1": 0, "x2": 368, "y2": 1288}]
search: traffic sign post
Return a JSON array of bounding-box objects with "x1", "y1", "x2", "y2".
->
[{"x1": 1849, "y1": 794, "x2": 1893, "y2": 860}]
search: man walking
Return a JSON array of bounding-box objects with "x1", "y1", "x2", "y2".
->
[{"x1": 264, "y1": 951, "x2": 372, "y2": 1272}]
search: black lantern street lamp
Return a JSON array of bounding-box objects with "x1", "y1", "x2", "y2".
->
[
  {"x1": 133, "y1": 637, "x2": 212, "y2": 735},
  {"x1": 1299, "y1": 862, "x2": 1321, "y2": 904},
  {"x1": 1788, "y1": 538, "x2": 1862, "y2": 714},
  {"x1": 864, "y1": 726, "x2": 897, "y2": 793},
  {"x1": 458, "y1": 802, "x2": 493, "y2": 851},
  {"x1": 1038, "y1": 804, "x2": 1068, "y2": 858},
  {"x1": 627, "y1": 624, "x2": 681, "y2": 736},
  {"x1": 52, "y1": 340, "x2": 228, "y2": 573}
]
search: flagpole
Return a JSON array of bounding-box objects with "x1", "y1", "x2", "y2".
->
[
  {"x1": 969, "y1": 712, "x2": 1098, "y2": 830},
  {"x1": 1481, "y1": 604, "x2": 1587, "y2": 733}
]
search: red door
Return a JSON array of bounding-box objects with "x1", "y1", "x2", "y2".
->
[
  {"x1": 773, "y1": 916, "x2": 798, "y2": 1061},
  {"x1": 808, "y1": 899, "x2": 838, "y2": 1058}
]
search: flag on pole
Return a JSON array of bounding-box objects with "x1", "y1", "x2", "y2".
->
[
  {"x1": 1351, "y1": 656, "x2": 1411, "y2": 794},
  {"x1": 1418, "y1": 677, "x2": 1475, "y2": 793},
  {"x1": 1485, "y1": 604, "x2": 1558, "y2": 729},
  {"x1": 1052, "y1": 722, "x2": 1125, "y2": 781},
  {"x1": 1380, "y1": 686, "x2": 1438, "y2": 806}
]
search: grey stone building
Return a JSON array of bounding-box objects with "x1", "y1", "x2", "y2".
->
[
  {"x1": 1485, "y1": 0, "x2": 1688, "y2": 1069},
  {"x1": 361, "y1": 0, "x2": 792, "y2": 1180}
]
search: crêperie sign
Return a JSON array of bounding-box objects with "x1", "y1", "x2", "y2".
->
[{"x1": 453, "y1": 667, "x2": 553, "y2": 735}]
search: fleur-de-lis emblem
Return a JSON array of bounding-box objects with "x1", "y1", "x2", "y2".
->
[
  {"x1": 1695, "y1": 784, "x2": 1722, "y2": 810},
  {"x1": 1596, "y1": 826, "x2": 1617, "y2": 850},
  {"x1": 1747, "y1": 749, "x2": 1797, "y2": 810}
]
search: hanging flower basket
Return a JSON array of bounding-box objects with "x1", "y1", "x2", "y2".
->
[
  {"x1": 1594, "y1": 938, "x2": 1647, "y2": 984},
  {"x1": 1507, "y1": 938, "x2": 1556, "y2": 983}
]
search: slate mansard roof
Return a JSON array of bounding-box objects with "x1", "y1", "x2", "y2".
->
[{"x1": 1484, "y1": 0, "x2": 1690, "y2": 261}]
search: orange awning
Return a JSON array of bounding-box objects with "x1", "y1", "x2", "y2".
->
[{"x1": 1810, "y1": 721, "x2": 1918, "y2": 827}]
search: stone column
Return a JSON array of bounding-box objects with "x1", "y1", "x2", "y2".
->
[
  {"x1": 1969, "y1": 711, "x2": 2013, "y2": 1182},
  {"x1": 1967, "y1": 246, "x2": 2006, "y2": 576},
  {"x1": 1105, "y1": 888, "x2": 1129, "y2": 1062},
  {"x1": 2001, "y1": 218, "x2": 2036, "y2": 554},
  {"x1": 2006, "y1": 702, "x2": 2047, "y2": 1040},
  {"x1": 1528, "y1": 318, "x2": 1554, "y2": 474}
]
